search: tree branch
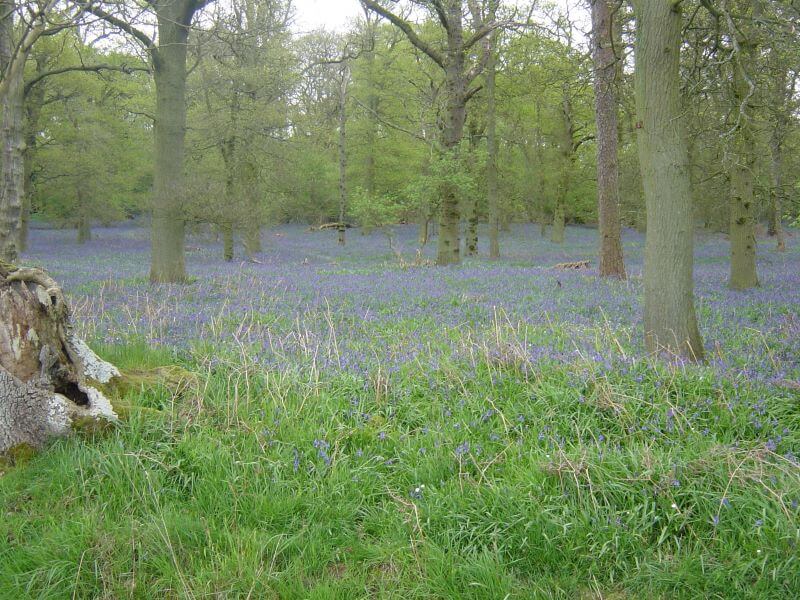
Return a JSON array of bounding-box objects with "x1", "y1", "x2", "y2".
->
[
  {"x1": 75, "y1": 2, "x2": 156, "y2": 53},
  {"x1": 24, "y1": 63, "x2": 150, "y2": 96},
  {"x1": 360, "y1": 0, "x2": 445, "y2": 69}
]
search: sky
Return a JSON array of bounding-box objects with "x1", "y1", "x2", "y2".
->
[
  {"x1": 292, "y1": 0, "x2": 364, "y2": 32},
  {"x1": 291, "y1": 0, "x2": 581, "y2": 33}
]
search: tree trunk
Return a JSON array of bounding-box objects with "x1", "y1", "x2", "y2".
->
[
  {"x1": 338, "y1": 67, "x2": 349, "y2": 247},
  {"x1": 244, "y1": 179, "x2": 262, "y2": 258},
  {"x1": 0, "y1": 261, "x2": 118, "y2": 454},
  {"x1": 727, "y1": 33, "x2": 759, "y2": 290},
  {"x1": 435, "y1": 3, "x2": 467, "y2": 267},
  {"x1": 77, "y1": 188, "x2": 91, "y2": 244},
  {"x1": 222, "y1": 221, "x2": 234, "y2": 262},
  {"x1": 486, "y1": 32, "x2": 500, "y2": 260},
  {"x1": 768, "y1": 53, "x2": 788, "y2": 252},
  {"x1": 551, "y1": 85, "x2": 573, "y2": 245},
  {"x1": 149, "y1": 2, "x2": 199, "y2": 283},
  {"x1": 591, "y1": 0, "x2": 626, "y2": 278},
  {"x1": 0, "y1": 61, "x2": 25, "y2": 263},
  {"x1": 633, "y1": 0, "x2": 704, "y2": 361},
  {"x1": 418, "y1": 213, "x2": 430, "y2": 247},
  {"x1": 464, "y1": 116, "x2": 482, "y2": 257}
]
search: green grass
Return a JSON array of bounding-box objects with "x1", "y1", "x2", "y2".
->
[{"x1": 0, "y1": 345, "x2": 798, "y2": 599}]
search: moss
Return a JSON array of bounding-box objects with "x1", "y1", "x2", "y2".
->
[{"x1": 0, "y1": 443, "x2": 38, "y2": 470}]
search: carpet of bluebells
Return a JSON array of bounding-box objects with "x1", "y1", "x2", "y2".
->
[
  {"x1": 22, "y1": 223, "x2": 800, "y2": 383},
  {"x1": 0, "y1": 224, "x2": 798, "y2": 598}
]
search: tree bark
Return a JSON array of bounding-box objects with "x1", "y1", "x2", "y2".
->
[
  {"x1": 633, "y1": 0, "x2": 704, "y2": 361},
  {"x1": 486, "y1": 31, "x2": 500, "y2": 260},
  {"x1": 727, "y1": 29, "x2": 759, "y2": 290},
  {"x1": 0, "y1": 54, "x2": 25, "y2": 262},
  {"x1": 0, "y1": 261, "x2": 118, "y2": 454},
  {"x1": 551, "y1": 86, "x2": 573, "y2": 245},
  {"x1": 338, "y1": 67, "x2": 349, "y2": 247},
  {"x1": 436, "y1": 3, "x2": 468, "y2": 266},
  {"x1": 591, "y1": 0, "x2": 626, "y2": 278},
  {"x1": 149, "y1": 1, "x2": 201, "y2": 283},
  {"x1": 77, "y1": 188, "x2": 91, "y2": 244},
  {"x1": 768, "y1": 52, "x2": 789, "y2": 252}
]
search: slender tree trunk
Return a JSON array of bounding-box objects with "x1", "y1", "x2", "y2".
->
[
  {"x1": 551, "y1": 85, "x2": 573, "y2": 245},
  {"x1": 770, "y1": 135, "x2": 786, "y2": 252},
  {"x1": 243, "y1": 162, "x2": 262, "y2": 258},
  {"x1": 464, "y1": 116, "x2": 481, "y2": 257},
  {"x1": 728, "y1": 36, "x2": 758, "y2": 290},
  {"x1": 591, "y1": 0, "x2": 626, "y2": 278},
  {"x1": 633, "y1": 0, "x2": 704, "y2": 361},
  {"x1": 364, "y1": 28, "x2": 377, "y2": 225},
  {"x1": 76, "y1": 188, "x2": 91, "y2": 244},
  {"x1": 222, "y1": 221, "x2": 234, "y2": 262},
  {"x1": 418, "y1": 215, "x2": 429, "y2": 247},
  {"x1": 338, "y1": 67, "x2": 348, "y2": 247},
  {"x1": 149, "y1": 2, "x2": 197, "y2": 283},
  {"x1": 768, "y1": 56, "x2": 788, "y2": 252},
  {"x1": 486, "y1": 32, "x2": 500, "y2": 260}
]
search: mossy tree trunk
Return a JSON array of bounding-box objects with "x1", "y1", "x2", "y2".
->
[{"x1": 633, "y1": 0, "x2": 704, "y2": 361}]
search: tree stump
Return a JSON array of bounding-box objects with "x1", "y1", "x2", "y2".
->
[{"x1": 0, "y1": 260, "x2": 118, "y2": 455}]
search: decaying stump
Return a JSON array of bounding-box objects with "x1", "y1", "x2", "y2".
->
[{"x1": 0, "y1": 260, "x2": 119, "y2": 454}]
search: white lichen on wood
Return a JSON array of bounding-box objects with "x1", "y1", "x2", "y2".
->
[{"x1": 1, "y1": 261, "x2": 119, "y2": 454}]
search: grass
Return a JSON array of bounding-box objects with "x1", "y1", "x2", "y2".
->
[
  {"x1": 2, "y1": 224, "x2": 798, "y2": 597},
  {"x1": 1, "y1": 340, "x2": 798, "y2": 599}
]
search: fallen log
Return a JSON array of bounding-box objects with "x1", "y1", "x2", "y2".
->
[{"x1": 552, "y1": 260, "x2": 590, "y2": 270}]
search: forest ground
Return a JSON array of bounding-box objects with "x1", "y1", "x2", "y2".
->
[{"x1": 0, "y1": 224, "x2": 798, "y2": 598}]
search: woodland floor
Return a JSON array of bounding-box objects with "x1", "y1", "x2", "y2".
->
[{"x1": 0, "y1": 224, "x2": 798, "y2": 598}]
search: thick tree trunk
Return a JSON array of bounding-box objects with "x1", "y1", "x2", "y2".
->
[
  {"x1": 591, "y1": 0, "x2": 626, "y2": 278},
  {"x1": 150, "y1": 2, "x2": 198, "y2": 283},
  {"x1": 728, "y1": 36, "x2": 758, "y2": 290},
  {"x1": 0, "y1": 261, "x2": 118, "y2": 454},
  {"x1": 486, "y1": 33, "x2": 500, "y2": 260},
  {"x1": 0, "y1": 65, "x2": 25, "y2": 263},
  {"x1": 633, "y1": 0, "x2": 704, "y2": 361},
  {"x1": 435, "y1": 3, "x2": 467, "y2": 267}
]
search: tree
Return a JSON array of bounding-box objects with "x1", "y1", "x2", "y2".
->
[
  {"x1": 486, "y1": 29, "x2": 500, "y2": 259},
  {"x1": 0, "y1": 0, "x2": 61, "y2": 262},
  {"x1": 633, "y1": 0, "x2": 703, "y2": 361},
  {"x1": 589, "y1": 0, "x2": 625, "y2": 278},
  {"x1": 83, "y1": 0, "x2": 215, "y2": 282},
  {"x1": 360, "y1": 0, "x2": 501, "y2": 266}
]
